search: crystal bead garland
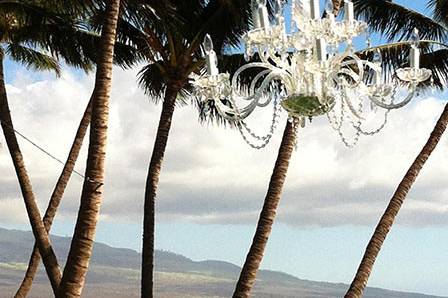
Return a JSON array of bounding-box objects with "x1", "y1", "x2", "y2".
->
[{"x1": 192, "y1": 0, "x2": 433, "y2": 148}]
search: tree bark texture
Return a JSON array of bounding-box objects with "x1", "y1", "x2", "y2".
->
[
  {"x1": 233, "y1": 120, "x2": 297, "y2": 298},
  {"x1": 345, "y1": 102, "x2": 448, "y2": 298},
  {"x1": 0, "y1": 55, "x2": 62, "y2": 295},
  {"x1": 15, "y1": 99, "x2": 92, "y2": 298},
  {"x1": 141, "y1": 86, "x2": 179, "y2": 298},
  {"x1": 57, "y1": 0, "x2": 121, "y2": 296}
]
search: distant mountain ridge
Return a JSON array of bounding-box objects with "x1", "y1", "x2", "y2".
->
[{"x1": 0, "y1": 227, "x2": 445, "y2": 298}]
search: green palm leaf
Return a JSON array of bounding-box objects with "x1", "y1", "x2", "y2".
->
[
  {"x1": 6, "y1": 43, "x2": 61, "y2": 75},
  {"x1": 353, "y1": 0, "x2": 448, "y2": 42},
  {"x1": 357, "y1": 41, "x2": 448, "y2": 89},
  {"x1": 428, "y1": 0, "x2": 448, "y2": 26}
]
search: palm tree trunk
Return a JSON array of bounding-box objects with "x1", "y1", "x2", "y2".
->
[
  {"x1": 0, "y1": 55, "x2": 62, "y2": 294},
  {"x1": 345, "y1": 102, "x2": 448, "y2": 298},
  {"x1": 141, "y1": 86, "x2": 178, "y2": 298},
  {"x1": 233, "y1": 120, "x2": 297, "y2": 298},
  {"x1": 56, "y1": 0, "x2": 121, "y2": 296},
  {"x1": 15, "y1": 100, "x2": 92, "y2": 298}
]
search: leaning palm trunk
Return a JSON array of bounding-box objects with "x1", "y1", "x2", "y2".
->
[
  {"x1": 0, "y1": 55, "x2": 62, "y2": 294},
  {"x1": 345, "y1": 102, "x2": 448, "y2": 298},
  {"x1": 233, "y1": 121, "x2": 297, "y2": 298},
  {"x1": 56, "y1": 0, "x2": 121, "y2": 296},
  {"x1": 235, "y1": 2, "x2": 337, "y2": 296},
  {"x1": 141, "y1": 86, "x2": 179, "y2": 298},
  {"x1": 15, "y1": 100, "x2": 92, "y2": 298}
]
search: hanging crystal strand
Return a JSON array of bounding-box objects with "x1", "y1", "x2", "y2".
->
[
  {"x1": 345, "y1": 89, "x2": 363, "y2": 144},
  {"x1": 327, "y1": 92, "x2": 344, "y2": 131},
  {"x1": 357, "y1": 109, "x2": 390, "y2": 136},
  {"x1": 238, "y1": 122, "x2": 274, "y2": 149},
  {"x1": 335, "y1": 95, "x2": 361, "y2": 147},
  {"x1": 237, "y1": 91, "x2": 282, "y2": 149}
]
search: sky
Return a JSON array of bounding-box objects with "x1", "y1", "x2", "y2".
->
[{"x1": 1, "y1": 1, "x2": 448, "y2": 297}]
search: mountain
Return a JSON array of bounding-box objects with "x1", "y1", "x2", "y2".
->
[{"x1": 0, "y1": 227, "x2": 445, "y2": 298}]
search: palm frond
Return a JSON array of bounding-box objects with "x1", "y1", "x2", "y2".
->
[
  {"x1": 199, "y1": 0, "x2": 252, "y2": 50},
  {"x1": 193, "y1": 95, "x2": 238, "y2": 128},
  {"x1": 357, "y1": 41, "x2": 448, "y2": 89},
  {"x1": 137, "y1": 62, "x2": 167, "y2": 100},
  {"x1": 420, "y1": 48, "x2": 448, "y2": 89},
  {"x1": 352, "y1": 0, "x2": 448, "y2": 42},
  {"x1": 6, "y1": 43, "x2": 61, "y2": 75},
  {"x1": 428, "y1": 0, "x2": 448, "y2": 26},
  {"x1": 218, "y1": 52, "x2": 262, "y2": 85}
]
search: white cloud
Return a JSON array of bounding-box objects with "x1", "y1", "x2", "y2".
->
[{"x1": 1, "y1": 66, "x2": 447, "y2": 228}]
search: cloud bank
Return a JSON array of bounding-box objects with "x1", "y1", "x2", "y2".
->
[{"x1": 1, "y1": 67, "x2": 447, "y2": 228}]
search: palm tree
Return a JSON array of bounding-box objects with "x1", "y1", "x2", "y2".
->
[
  {"x1": 14, "y1": 100, "x2": 92, "y2": 298},
  {"x1": 119, "y1": 1, "x2": 266, "y2": 296},
  {"x1": 345, "y1": 104, "x2": 448, "y2": 298},
  {"x1": 0, "y1": 57, "x2": 61, "y2": 293},
  {"x1": 233, "y1": 120, "x2": 298, "y2": 298},
  {"x1": 343, "y1": 1, "x2": 448, "y2": 296},
  {"x1": 12, "y1": 2, "x2": 141, "y2": 295},
  {"x1": 0, "y1": 1, "x2": 102, "y2": 294},
  {"x1": 232, "y1": 2, "x2": 344, "y2": 297},
  {"x1": 56, "y1": 0, "x2": 122, "y2": 296}
]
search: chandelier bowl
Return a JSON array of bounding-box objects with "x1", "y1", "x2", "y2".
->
[{"x1": 281, "y1": 93, "x2": 335, "y2": 117}]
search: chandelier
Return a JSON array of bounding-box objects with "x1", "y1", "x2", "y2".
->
[{"x1": 193, "y1": 0, "x2": 432, "y2": 148}]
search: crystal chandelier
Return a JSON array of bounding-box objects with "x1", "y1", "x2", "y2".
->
[{"x1": 193, "y1": 0, "x2": 432, "y2": 148}]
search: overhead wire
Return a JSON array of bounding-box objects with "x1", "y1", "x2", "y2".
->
[{"x1": 0, "y1": 120, "x2": 85, "y2": 179}]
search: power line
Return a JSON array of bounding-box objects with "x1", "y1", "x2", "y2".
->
[{"x1": 0, "y1": 120, "x2": 85, "y2": 179}]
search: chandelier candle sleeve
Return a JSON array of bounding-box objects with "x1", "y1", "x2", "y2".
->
[
  {"x1": 410, "y1": 28, "x2": 420, "y2": 69},
  {"x1": 410, "y1": 46, "x2": 420, "y2": 68},
  {"x1": 252, "y1": 1, "x2": 261, "y2": 28},
  {"x1": 310, "y1": 0, "x2": 320, "y2": 20},
  {"x1": 258, "y1": 2, "x2": 270, "y2": 31},
  {"x1": 373, "y1": 50, "x2": 382, "y2": 84},
  {"x1": 344, "y1": 0, "x2": 354, "y2": 22},
  {"x1": 316, "y1": 39, "x2": 327, "y2": 61}
]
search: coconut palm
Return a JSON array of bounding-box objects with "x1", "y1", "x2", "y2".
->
[
  {"x1": 232, "y1": 2, "x2": 345, "y2": 297},
  {"x1": 12, "y1": 2, "x2": 141, "y2": 295},
  {"x1": 344, "y1": 1, "x2": 448, "y2": 297},
  {"x1": 119, "y1": 1, "x2": 273, "y2": 296},
  {"x1": 0, "y1": 57, "x2": 61, "y2": 294},
  {"x1": 14, "y1": 101, "x2": 92, "y2": 298},
  {"x1": 56, "y1": 0, "x2": 122, "y2": 296},
  {"x1": 232, "y1": 120, "x2": 298, "y2": 298},
  {"x1": 0, "y1": 1, "x2": 106, "y2": 294}
]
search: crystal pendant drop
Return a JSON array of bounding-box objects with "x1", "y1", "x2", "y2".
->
[
  {"x1": 203, "y1": 34, "x2": 214, "y2": 54},
  {"x1": 293, "y1": 0, "x2": 310, "y2": 28},
  {"x1": 325, "y1": 0, "x2": 334, "y2": 15},
  {"x1": 410, "y1": 28, "x2": 420, "y2": 47}
]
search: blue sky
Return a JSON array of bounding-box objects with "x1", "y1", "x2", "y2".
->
[{"x1": 1, "y1": 1, "x2": 448, "y2": 297}]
